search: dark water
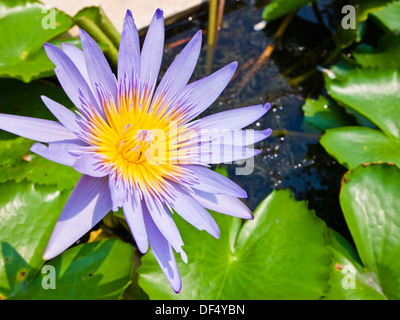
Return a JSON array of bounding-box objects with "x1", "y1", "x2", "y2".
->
[{"x1": 160, "y1": 0, "x2": 351, "y2": 240}]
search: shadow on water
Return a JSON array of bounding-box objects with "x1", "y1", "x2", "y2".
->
[{"x1": 161, "y1": 0, "x2": 352, "y2": 241}]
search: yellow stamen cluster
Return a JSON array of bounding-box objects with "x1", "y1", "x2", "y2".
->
[{"x1": 86, "y1": 86, "x2": 196, "y2": 198}]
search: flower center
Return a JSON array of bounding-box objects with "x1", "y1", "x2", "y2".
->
[
  {"x1": 79, "y1": 84, "x2": 198, "y2": 199},
  {"x1": 118, "y1": 128, "x2": 155, "y2": 164}
]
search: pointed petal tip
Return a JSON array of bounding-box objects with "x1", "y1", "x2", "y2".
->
[
  {"x1": 42, "y1": 245, "x2": 60, "y2": 261},
  {"x1": 264, "y1": 102, "x2": 271, "y2": 111},
  {"x1": 78, "y1": 28, "x2": 88, "y2": 36},
  {"x1": 59, "y1": 42, "x2": 77, "y2": 52},
  {"x1": 240, "y1": 206, "x2": 254, "y2": 220},
  {"x1": 155, "y1": 8, "x2": 164, "y2": 18},
  {"x1": 29, "y1": 142, "x2": 43, "y2": 153},
  {"x1": 256, "y1": 128, "x2": 272, "y2": 143},
  {"x1": 137, "y1": 243, "x2": 149, "y2": 255},
  {"x1": 190, "y1": 29, "x2": 203, "y2": 46},
  {"x1": 212, "y1": 227, "x2": 221, "y2": 239},
  {"x1": 43, "y1": 42, "x2": 59, "y2": 57},
  {"x1": 125, "y1": 9, "x2": 133, "y2": 18},
  {"x1": 43, "y1": 42, "x2": 54, "y2": 50},
  {"x1": 79, "y1": 28, "x2": 96, "y2": 44},
  {"x1": 263, "y1": 128, "x2": 273, "y2": 138},
  {"x1": 194, "y1": 29, "x2": 203, "y2": 38},
  {"x1": 222, "y1": 61, "x2": 238, "y2": 79},
  {"x1": 239, "y1": 190, "x2": 248, "y2": 199},
  {"x1": 229, "y1": 61, "x2": 238, "y2": 71},
  {"x1": 172, "y1": 280, "x2": 182, "y2": 293}
]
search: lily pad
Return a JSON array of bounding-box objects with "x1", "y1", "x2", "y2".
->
[
  {"x1": 262, "y1": 0, "x2": 317, "y2": 21},
  {"x1": 0, "y1": 180, "x2": 71, "y2": 299},
  {"x1": 371, "y1": 0, "x2": 400, "y2": 33},
  {"x1": 323, "y1": 229, "x2": 386, "y2": 300},
  {"x1": 138, "y1": 189, "x2": 331, "y2": 299},
  {"x1": 0, "y1": 0, "x2": 74, "y2": 82},
  {"x1": 302, "y1": 95, "x2": 356, "y2": 132},
  {"x1": 12, "y1": 238, "x2": 134, "y2": 300},
  {"x1": 0, "y1": 79, "x2": 80, "y2": 189},
  {"x1": 0, "y1": 137, "x2": 81, "y2": 190},
  {"x1": 353, "y1": 42, "x2": 400, "y2": 69},
  {"x1": 340, "y1": 164, "x2": 400, "y2": 300},
  {"x1": 325, "y1": 67, "x2": 400, "y2": 139},
  {"x1": 320, "y1": 126, "x2": 400, "y2": 169}
]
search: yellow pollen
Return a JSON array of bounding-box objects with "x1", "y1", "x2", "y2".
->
[{"x1": 86, "y1": 90, "x2": 195, "y2": 197}]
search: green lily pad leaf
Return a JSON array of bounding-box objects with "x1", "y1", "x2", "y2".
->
[
  {"x1": 0, "y1": 136, "x2": 81, "y2": 190},
  {"x1": 0, "y1": 0, "x2": 74, "y2": 82},
  {"x1": 12, "y1": 238, "x2": 134, "y2": 300},
  {"x1": 0, "y1": 78, "x2": 80, "y2": 189},
  {"x1": 356, "y1": 0, "x2": 397, "y2": 21},
  {"x1": 0, "y1": 180, "x2": 71, "y2": 299},
  {"x1": 138, "y1": 189, "x2": 331, "y2": 299},
  {"x1": 371, "y1": 0, "x2": 400, "y2": 33},
  {"x1": 340, "y1": 164, "x2": 400, "y2": 300},
  {"x1": 320, "y1": 127, "x2": 400, "y2": 169},
  {"x1": 353, "y1": 42, "x2": 400, "y2": 69},
  {"x1": 321, "y1": 58, "x2": 381, "y2": 128},
  {"x1": 302, "y1": 95, "x2": 356, "y2": 132},
  {"x1": 323, "y1": 229, "x2": 386, "y2": 300},
  {"x1": 324, "y1": 55, "x2": 359, "y2": 82},
  {"x1": 262, "y1": 0, "x2": 317, "y2": 21},
  {"x1": 325, "y1": 67, "x2": 400, "y2": 139},
  {"x1": 332, "y1": 0, "x2": 394, "y2": 49}
]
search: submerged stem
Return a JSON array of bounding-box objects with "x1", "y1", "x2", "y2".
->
[
  {"x1": 236, "y1": 10, "x2": 297, "y2": 91},
  {"x1": 270, "y1": 130, "x2": 321, "y2": 140}
]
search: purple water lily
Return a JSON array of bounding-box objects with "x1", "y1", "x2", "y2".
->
[{"x1": 0, "y1": 9, "x2": 271, "y2": 292}]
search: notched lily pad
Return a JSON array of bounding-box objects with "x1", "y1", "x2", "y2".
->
[
  {"x1": 0, "y1": 0, "x2": 75, "y2": 82},
  {"x1": 138, "y1": 189, "x2": 331, "y2": 300},
  {"x1": 12, "y1": 238, "x2": 134, "y2": 300},
  {"x1": 340, "y1": 164, "x2": 400, "y2": 300}
]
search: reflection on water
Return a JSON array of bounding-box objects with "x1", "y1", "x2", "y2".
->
[{"x1": 161, "y1": 1, "x2": 351, "y2": 240}]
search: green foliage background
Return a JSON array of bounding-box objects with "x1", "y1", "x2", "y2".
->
[{"x1": 0, "y1": 0, "x2": 399, "y2": 300}]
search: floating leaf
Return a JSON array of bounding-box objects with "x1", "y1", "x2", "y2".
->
[
  {"x1": 325, "y1": 55, "x2": 360, "y2": 82},
  {"x1": 353, "y1": 42, "x2": 400, "y2": 69},
  {"x1": 138, "y1": 190, "x2": 331, "y2": 299},
  {"x1": 0, "y1": 180, "x2": 71, "y2": 299},
  {"x1": 0, "y1": 0, "x2": 74, "y2": 82},
  {"x1": 321, "y1": 127, "x2": 400, "y2": 169},
  {"x1": 340, "y1": 164, "x2": 400, "y2": 300},
  {"x1": 302, "y1": 95, "x2": 356, "y2": 132},
  {"x1": 262, "y1": 0, "x2": 317, "y2": 21},
  {"x1": 371, "y1": 0, "x2": 400, "y2": 33},
  {"x1": 12, "y1": 238, "x2": 134, "y2": 300},
  {"x1": 0, "y1": 79, "x2": 80, "y2": 189},
  {"x1": 332, "y1": 0, "x2": 393, "y2": 49},
  {"x1": 323, "y1": 229, "x2": 386, "y2": 300},
  {"x1": 325, "y1": 67, "x2": 400, "y2": 139},
  {"x1": 0, "y1": 136, "x2": 81, "y2": 189}
]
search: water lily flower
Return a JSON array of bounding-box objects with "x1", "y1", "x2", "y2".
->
[{"x1": 0, "y1": 9, "x2": 271, "y2": 292}]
